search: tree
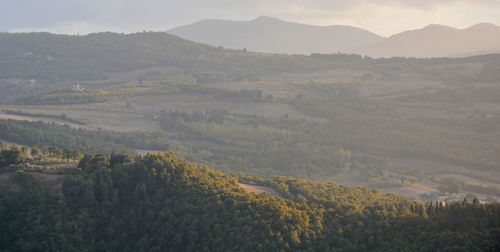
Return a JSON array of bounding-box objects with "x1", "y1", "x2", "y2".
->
[
  {"x1": 31, "y1": 146, "x2": 41, "y2": 160},
  {"x1": 62, "y1": 148, "x2": 73, "y2": 162},
  {"x1": 0, "y1": 145, "x2": 25, "y2": 166},
  {"x1": 417, "y1": 204, "x2": 426, "y2": 217},
  {"x1": 47, "y1": 146, "x2": 62, "y2": 160},
  {"x1": 21, "y1": 146, "x2": 30, "y2": 159},
  {"x1": 472, "y1": 197, "x2": 480, "y2": 205},
  {"x1": 78, "y1": 154, "x2": 93, "y2": 170},
  {"x1": 90, "y1": 154, "x2": 107, "y2": 171},
  {"x1": 110, "y1": 153, "x2": 132, "y2": 167},
  {"x1": 437, "y1": 183, "x2": 463, "y2": 193},
  {"x1": 72, "y1": 149, "x2": 84, "y2": 161},
  {"x1": 11, "y1": 170, "x2": 33, "y2": 187}
]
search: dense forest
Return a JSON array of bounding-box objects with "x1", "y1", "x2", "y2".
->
[
  {"x1": 1, "y1": 152, "x2": 499, "y2": 251},
  {"x1": 0, "y1": 119, "x2": 132, "y2": 154}
]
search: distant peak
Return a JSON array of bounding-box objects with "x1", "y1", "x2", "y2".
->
[
  {"x1": 422, "y1": 24, "x2": 457, "y2": 31},
  {"x1": 464, "y1": 23, "x2": 498, "y2": 30},
  {"x1": 251, "y1": 16, "x2": 282, "y2": 23}
]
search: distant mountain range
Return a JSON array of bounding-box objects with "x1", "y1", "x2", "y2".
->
[
  {"x1": 169, "y1": 16, "x2": 500, "y2": 58},
  {"x1": 168, "y1": 16, "x2": 383, "y2": 55},
  {"x1": 355, "y1": 23, "x2": 500, "y2": 58}
]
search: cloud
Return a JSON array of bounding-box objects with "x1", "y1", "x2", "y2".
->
[
  {"x1": 275, "y1": 0, "x2": 500, "y2": 36},
  {"x1": 2, "y1": 0, "x2": 499, "y2": 36}
]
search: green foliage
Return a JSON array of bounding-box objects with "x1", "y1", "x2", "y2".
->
[
  {"x1": 1, "y1": 152, "x2": 499, "y2": 251},
  {"x1": 0, "y1": 119, "x2": 133, "y2": 154},
  {"x1": 291, "y1": 83, "x2": 500, "y2": 172},
  {"x1": 8, "y1": 89, "x2": 110, "y2": 105},
  {"x1": 109, "y1": 153, "x2": 133, "y2": 168},
  {"x1": 152, "y1": 109, "x2": 360, "y2": 178},
  {"x1": 11, "y1": 170, "x2": 33, "y2": 187},
  {"x1": 438, "y1": 177, "x2": 500, "y2": 197},
  {"x1": 224, "y1": 89, "x2": 273, "y2": 102},
  {"x1": 0, "y1": 32, "x2": 362, "y2": 82},
  {"x1": 0, "y1": 145, "x2": 27, "y2": 167}
]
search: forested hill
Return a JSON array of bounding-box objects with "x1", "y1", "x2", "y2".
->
[
  {"x1": 3, "y1": 31, "x2": 500, "y2": 83},
  {"x1": 0, "y1": 32, "x2": 214, "y2": 80},
  {"x1": 0, "y1": 32, "x2": 357, "y2": 81},
  {"x1": 1, "y1": 152, "x2": 499, "y2": 251}
]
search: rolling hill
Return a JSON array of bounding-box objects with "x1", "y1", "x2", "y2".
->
[
  {"x1": 0, "y1": 31, "x2": 367, "y2": 81},
  {"x1": 168, "y1": 16, "x2": 384, "y2": 54}
]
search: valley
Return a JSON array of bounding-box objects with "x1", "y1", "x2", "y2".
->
[
  {"x1": 2, "y1": 50, "x2": 500, "y2": 202},
  {"x1": 2, "y1": 2, "x2": 500, "y2": 251}
]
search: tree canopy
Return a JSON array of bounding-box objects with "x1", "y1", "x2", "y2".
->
[{"x1": 1, "y1": 152, "x2": 499, "y2": 251}]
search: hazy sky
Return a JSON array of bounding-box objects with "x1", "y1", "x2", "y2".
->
[{"x1": 2, "y1": 0, "x2": 500, "y2": 36}]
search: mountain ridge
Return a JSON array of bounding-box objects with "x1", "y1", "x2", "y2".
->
[
  {"x1": 168, "y1": 16, "x2": 384, "y2": 54},
  {"x1": 169, "y1": 17, "x2": 500, "y2": 58},
  {"x1": 355, "y1": 22, "x2": 500, "y2": 58}
]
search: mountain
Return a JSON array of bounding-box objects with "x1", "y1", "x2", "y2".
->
[
  {"x1": 168, "y1": 16, "x2": 384, "y2": 54},
  {"x1": 1, "y1": 152, "x2": 499, "y2": 251},
  {"x1": 169, "y1": 17, "x2": 500, "y2": 58},
  {"x1": 355, "y1": 23, "x2": 500, "y2": 58}
]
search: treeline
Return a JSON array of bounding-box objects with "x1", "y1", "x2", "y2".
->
[
  {"x1": 1, "y1": 152, "x2": 499, "y2": 251},
  {"x1": 292, "y1": 88, "x2": 500, "y2": 171},
  {"x1": 154, "y1": 109, "x2": 363, "y2": 179},
  {"x1": 1, "y1": 109, "x2": 86, "y2": 125},
  {"x1": 1, "y1": 32, "x2": 499, "y2": 86},
  {"x1": 0, "y1": 142, "x2": 83, "y2": 168},
  {"x1": 0, "y1": 144, "x2": 29, "y2": 167},
  {"x1": 8, "y1": 89, "x2": 109, "y2": 105},
  {"x1": 222, "y1": 89, "x2": 274, "y2": 102},
  {"x1": 437, "y1": 177, "x2": 500, "y2": 198},
  {"x1": 0, "y1": 119, "x2": 173, "y2": 153},
  {"x1": 0, "y1": 119, "x2": 131, "y2": 154},
  {"x1": 155, "y1": 109, "x2": 229, "y2": 137}
]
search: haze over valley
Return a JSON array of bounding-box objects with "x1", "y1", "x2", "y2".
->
[{"x1": 1, "y1": 1, "x2": 500, "y2": 251}]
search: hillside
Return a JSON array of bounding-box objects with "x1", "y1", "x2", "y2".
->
[
  {"x1": 355, "y1": 23, "x2": 500, "y2": 58},
  {"x1": 0, "y1": 32, "x2": 212, "y2": 80},
  {"x1": 1, "y1": 152, "x2": 499, "y2": 251},
  {"x1": 2, "y1": 31, "x2": 500, "y2": 206},
  {"x1": 0, "y1": 31, "x2": 350, "y2": 82},
  {"x1": 168, "y1": 16, "x2": 384, "y2": 54}
]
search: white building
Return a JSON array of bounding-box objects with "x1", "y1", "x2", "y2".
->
[{"x1": 73, "y1": 84, "x2": 84, "y2": 92}]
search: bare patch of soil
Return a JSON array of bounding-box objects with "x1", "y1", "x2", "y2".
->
[
  {"x1": 238, "y1": 183, "x2": 283, "y2": 199},
  {"x1": 379, "y1": 186, "x2": 429, "y2": 200}
]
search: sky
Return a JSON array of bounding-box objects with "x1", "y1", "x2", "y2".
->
[{"x1": 2, "y1": 0, "x2": 500, "y2": 37}]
